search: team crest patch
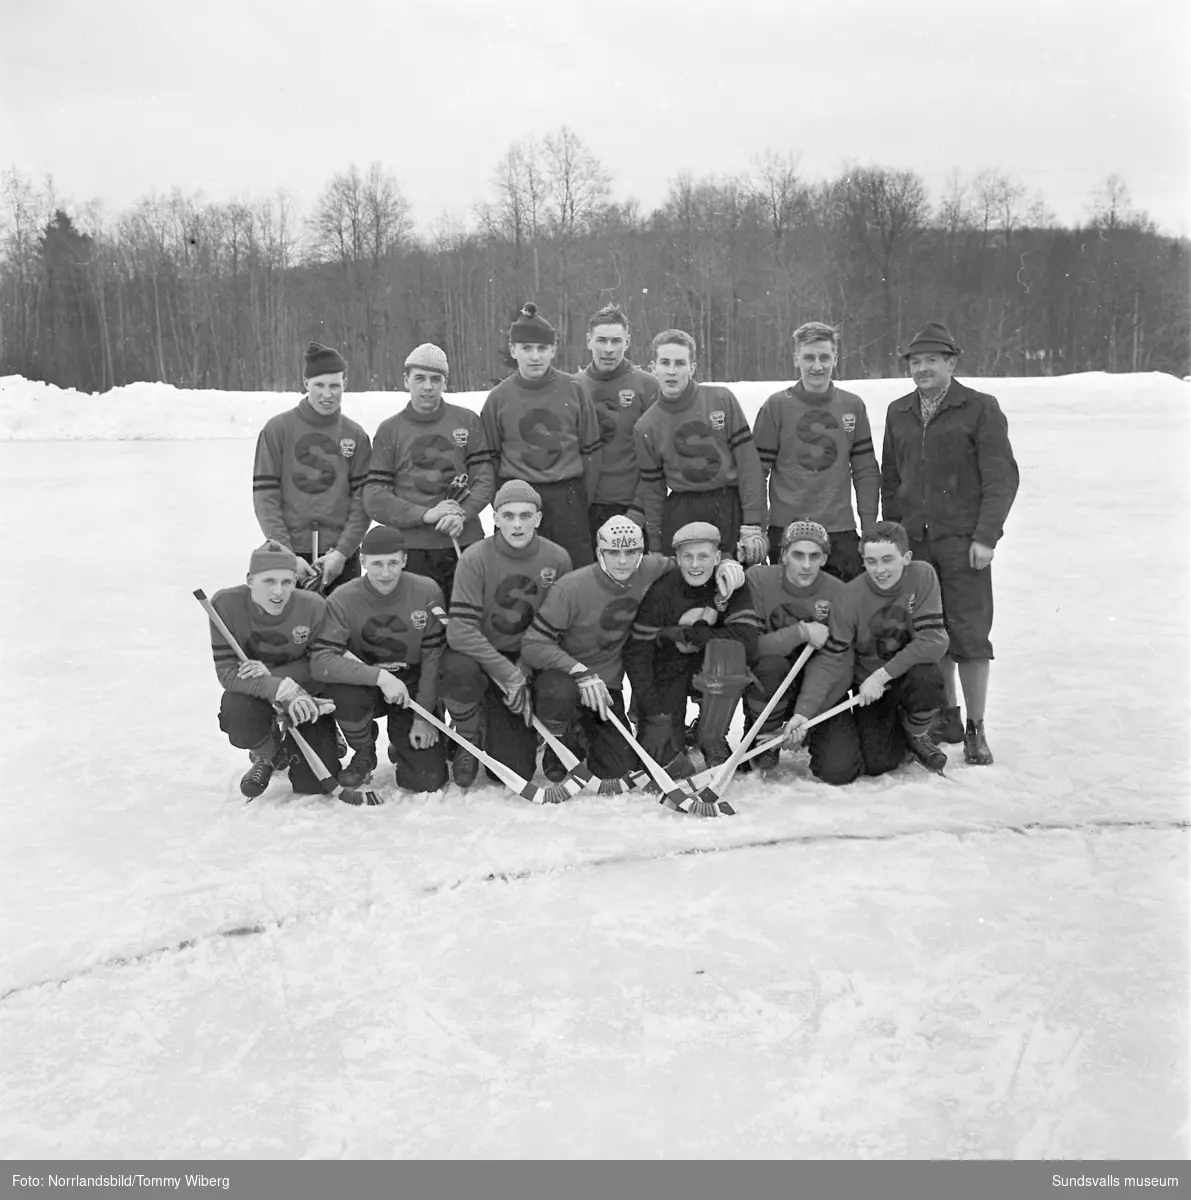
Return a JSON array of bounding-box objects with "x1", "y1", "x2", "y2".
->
[
  {"x1": 906, "y1": 593, "x2": 916, "y2": 614},
  {"x1": 339, "y1": 438, "x2": 356, "y2": 458},
  {"x1": 539, "y1": 567, "x2": 557, "y2": 587},
  {"x1": 709, "y1": 409, "x2": 726, "y2": 431},
  {"x1": 814, "y1": 600, "x2": 831, "y2": 622},
  {"x1": 291, "y1": 625, "x2": 310, "y2": 644},
  {"x1": 452, "y1": 428, "x2": 469, "y2": 447},
  {"x1": 410, "y1": 610, "x2": 428, "y2": 631},
  {"x1": 841, "y1": 414, "x2": 856, "y2": 433},
  {"x1": 618, "y1": 389, "x2": 636, "y2": 408}
]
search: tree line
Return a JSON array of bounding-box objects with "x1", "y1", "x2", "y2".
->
[{"x1": 1, "y1": 128, "x2": 1187, "y2": 395}]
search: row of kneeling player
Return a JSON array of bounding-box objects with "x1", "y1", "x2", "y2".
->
[{"x1": 207, "y1": 475, "x2": 960, "y2": 801}]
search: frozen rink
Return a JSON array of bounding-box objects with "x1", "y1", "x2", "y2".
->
[{"x1": 0, "y1": 373, "x2": 1187, "y2": 1159}]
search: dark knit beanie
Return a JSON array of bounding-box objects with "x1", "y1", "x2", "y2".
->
[
  {"x1": 360, "y1": 525, "x2": 407, "y2": 556},
  {"x1": 303, "y1": 341, "x2": 348, "y2": 378},
  {"x1": 248, "y1": 540, "x2": 298, "y2": 574},
  {"x1": 508, "y1": 302, "x2": 557, "y2": 345},
  {"x1": 901, "y1": 322, "x2": 961, "y2": 359},
  {"x1": 493, "y1": 479, "x2": 542, "y2": 510}
]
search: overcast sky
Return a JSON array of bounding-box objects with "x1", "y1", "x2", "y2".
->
[{"x1": 3, "y1": 0, "x2": 1188, "y2": 235}]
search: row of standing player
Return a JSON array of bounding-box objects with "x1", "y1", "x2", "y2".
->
[{"x1": 224, "y1": 307, "x2": 1017, "y2": 795}]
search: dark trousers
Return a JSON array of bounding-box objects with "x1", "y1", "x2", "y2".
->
[
  {"x1": 218, "y1": 692, "x2": 340, "y2": 794},
  {"x1": 908, "y1": 533, "x2": 995, "y2": 660},
  {"x1": 747, "y1": 655, "x2": 861, "y2": 785},
  {"x1": 295, "y1": 549, "x2": 361, "y2": 595},
  {"x1": 405, "y1": 546, "x2": 464, "y2": 606},
  {"x1": 663, "y1": 487, "x2": 742, "y2": 559},
  {"x1": 321, "y1": 682, "x2": 448, "y2": 793},
  {"x1": 850, "y1": 662, "x2": 946, "y2": 776},
  {"x1": 588, "y1": 501, "x2": 631, "y2": 556},
  {"x1": 438, "y1": 649, "x2": 539, "y2": 782},
  {"x1": 767, "y1": 526, "x2": 863, "y2": 582},
  {"x1": 532, "y1": 669, "x2": 637, "y2": 780},
  {"x1": 500, "y1": 477, "x2": 593, "y2": 568}
]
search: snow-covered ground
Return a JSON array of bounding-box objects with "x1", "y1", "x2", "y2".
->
[{"x1": 0, "y1": 372, "x2": 1187, "y2": 1159}]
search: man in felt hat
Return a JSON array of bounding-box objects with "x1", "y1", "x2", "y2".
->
[
  {"x1": 439, "y1": 479, "x2": 573, "y2": 788},
  {"x1": 252, "y1": 341, "x2": 372, "y2": 594},
  {"x1": 480, "y1": 302, "x2": 605, "y2": 569},
  {"x1": 880, "y1": 323, "x2": 1019, "y2": 765},
  {"x1": 309, "y1": 525, "x2": 448, "y2": 794},
  {"x1": 364, "y1": 342, "x2": 494, "y2": 601},
  {"x1": 206, "y1": 540, "x2": 342, "y2": 799},
  {"x1": 752, "y1": 322, "x2": 879, "y2": 581},
  {"x1": 623, "y1": 521, "x2": 759, "y2": 773}
]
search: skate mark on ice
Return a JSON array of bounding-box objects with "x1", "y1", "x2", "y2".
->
[{"x1": 1, "y1": 815, "x2": 1186, "y2": 1004}]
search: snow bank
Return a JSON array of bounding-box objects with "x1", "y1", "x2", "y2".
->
[{"x1": 1, "y1": 370, "x2": 1186, "y2": 442}]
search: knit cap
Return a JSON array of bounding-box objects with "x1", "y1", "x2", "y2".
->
[
  {"x1": 249, "y1": 540, "x2": 298, "y2": 575},
  {"x1": 303, "y1": 341, "x2": 348, "y2": 378},
  {"x1": 508, "y1": 302, "x2": 557, "y2": 345},
  {"x1": 493, "y1": 479, "x2": 542, "y2": 511},
  {"x1": 780, "y1": 520, "x2": 831, "y2": 553},
  {"x1": 360, "y1": 526, "x2": 407, "y2": 556},
  {"x1": 671, "y1": 521, "x2": 722, "y2": 549},
  {"x1": 404, "y1": 343, "x2": 449, "y2": 376},
  {"x1": 901, "y1": 322, "x2": 961, "y2": 359}
]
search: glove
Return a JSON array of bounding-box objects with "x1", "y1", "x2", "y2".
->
[
  {"x1": 857, "y1": 667, "x2": 891, "y2": 707},
  {"x1": 736, "y1": 525, "x2": 768, "y2": 566},
  {"x1": 376, "y1": 671, "x2": 409, "y2": 707},
  {"x1": 714, "y1": 558, "x2": 745, "y2": 596},
  {"x1": 445, "y1": 473, "x2": 472, "y2": 504},
  {"x1": 640, "y1": 714, "x2": 680, "y2": 765},
  {"x1": 785, "y1": 714, "x2": 810, "y2": 748},
  {"x1": 319, "y1": 548, "x2": 347, "y2": 587},
  {"x1": 285, "y1": 689, "x2": 320, "y2": 724},
  {"x1": 500, "y1": 677, "x2": 534, "y2": 727},
  {"x1": 576, "y1": 672, "x2": 612, "y2": 720}
]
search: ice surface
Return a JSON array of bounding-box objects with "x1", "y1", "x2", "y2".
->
[{"x1": 0, "y1": 374, "x2": 1187, "y2": 1159}]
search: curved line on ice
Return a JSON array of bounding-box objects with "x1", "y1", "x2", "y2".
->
[{"x1": 1, "y1": 814, "x2": 1186, "y2": 1005}]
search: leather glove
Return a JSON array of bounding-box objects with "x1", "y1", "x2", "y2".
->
[
  {"x1": 736, "y1": 525, "x2": 769, "y2": 566},
  {"x1": 576, "y1": 672, "x2": 612, "y2": 720},
  {"x1": 714, "y1": 558, "x2": 745, "y2": 596},
  {"x1": 640, "y1": 714, "x2": 680, "y2": 765}
]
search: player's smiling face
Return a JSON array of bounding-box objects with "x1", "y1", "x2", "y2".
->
[
  {"x1": 783, "y1": 541, "x2": 825, "y2": 588},
  {"x1": 862, "y1": 541, "x2": 912, "y2": 591},
  {"x1": 364, "y1": 552, "x2": 406, "y2": 594},
  {"x1": 405, "y1": 368, "x2": 445, "y2": 414},
  {"x1": 796, "y1": 339, "x2": 836, "y2": 394},
  {"x1": 495, "y1": 502, "x2": 541, "y2": 548},
  {"x1": 651, "y1": 344, "x2": 694, "y2": 398},
  {"x1": 676, "y1": 541, "x2": 719, "y2": 585},
  {"x1": 511, "y1": 342, "x2": 555, "y2": 380},
  {"x1": 587, "y1": 323, "x2": 628, "y2": 372},
  {"x1": 306, "y1": 372, "x2": 344, "y2": 415},
  {"x1": 248, "y1": 569, "x2": 296, "y2": 613}
]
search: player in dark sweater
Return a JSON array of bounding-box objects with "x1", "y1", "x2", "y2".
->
[
  {"x1": 364, "y1": 342, "x2": 494, "y2": 601},
  {"x1": 310, "y1": 525, "x2": 448, "y2": 794},
  {"x1": 522, "y1": 516, "x2": 746, "y2": 781},
  {"x1": 623, "y1": 522, "x2": 760, "y2": 771},
  {"x1": 789, "y1": 521, "x2": 949, "y2": 776},
  {"x1": 207, "y1": 541, "x2": 341, "y2": 799},
  {"x1": 573, "y1": 305, "x2": 659, "y2": 552},
  {"x1": 740, "y1": 520, "x2": 854, "y2": 780},
  {"x1": 252, "y1": 342, "x2": 371, "y2": 594},
  {"x1": 439, "y1": 479, "x2": 573, "y2": 788},
  {"x1": 480, "y1": 303, "x2": 604, "y2": 568},
  {"x1": 627, "y1": 328, "x2": 768, "y2": 565}
]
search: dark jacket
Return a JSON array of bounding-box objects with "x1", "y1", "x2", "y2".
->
[{"x1": 880, "y1": 379, "x2": 1019, "y2": 547}]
